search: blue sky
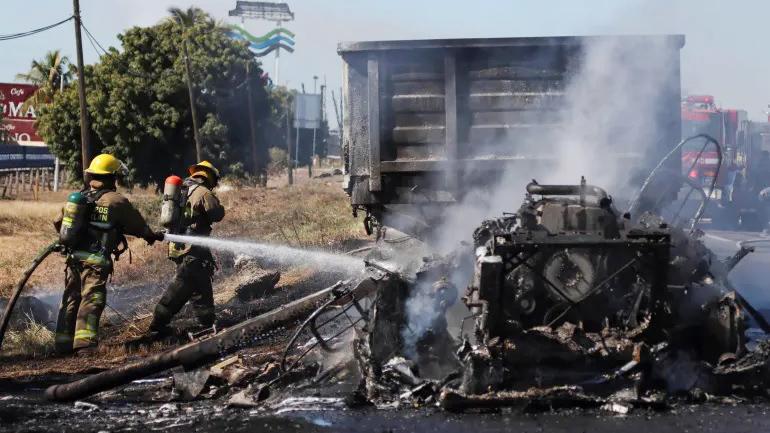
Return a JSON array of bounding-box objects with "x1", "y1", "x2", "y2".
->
[{"x1": 1, "y1": 0, "x2": 769, "y2": 119}]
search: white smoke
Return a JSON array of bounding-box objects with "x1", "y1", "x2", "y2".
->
[
  {"x1": 548, "y1": 37, "x2": 676, "y2": 189},
  {"x1": 431, "y1": 36, "x2": 679, "y2": 253},
  {"x1": 401, "y1": 280, "x2": 442, "y2": 358}
]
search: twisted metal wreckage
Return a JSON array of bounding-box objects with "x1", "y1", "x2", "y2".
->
[{"x1": 43, "y1": 135, "x2": 770, "y2": 412}]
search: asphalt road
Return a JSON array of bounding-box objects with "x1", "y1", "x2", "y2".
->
[{"x1": 6, "y1": 389, "x2": 770, "y2": 433}]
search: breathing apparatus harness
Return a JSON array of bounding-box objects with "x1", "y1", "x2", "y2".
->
[{"x1": 60, "y1": 187, "x2": 129, "y2": 267}]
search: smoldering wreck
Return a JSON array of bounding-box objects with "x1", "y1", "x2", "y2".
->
[{"x1": 21, "y1": 35, "x2": 770, "y2": 416}]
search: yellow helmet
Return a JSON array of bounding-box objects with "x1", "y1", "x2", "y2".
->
[
  {"x1": 86, "y1": 154, "x2": 122, "y2": 175},
  {"x1": 188, "y1": 160, "x2": 220, "y2": 183}
]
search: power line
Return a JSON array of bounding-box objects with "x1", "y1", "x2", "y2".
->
[
  {"x1": 0, "y1": 16, "x2": 74, "y2": 41},
  {"x1": 82, "y1": 24, "x2": 103, "y2": 59},
  {"x1": 79, "y1": 21, "x2": 108, "y2": 56},
  {"x1": 80, "y1": 20, "x2": 159, "y2": 82}
]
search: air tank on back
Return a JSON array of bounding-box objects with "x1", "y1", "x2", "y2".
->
[
  {"x1": 159, "y1": 175, "x2": 183, "y2": 231},
  {"x1": 59, "y1": 191, "x2": 88, "y2": 248}
]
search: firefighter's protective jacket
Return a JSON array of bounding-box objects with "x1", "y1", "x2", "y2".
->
[
  {"x1": 168, "y1": 176, "x2": 225, "y2": 259},
  {"x1": 184, "y1": 177, "x2": 225, "y2": 235}
]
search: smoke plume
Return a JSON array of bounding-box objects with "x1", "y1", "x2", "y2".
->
[{"x1": 433, "y1": 36, "x2": 679, "y2": 253}]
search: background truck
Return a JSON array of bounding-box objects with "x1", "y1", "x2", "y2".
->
[
  {"x1": 338, "y1": 35, "x2": 685, "y2": 237},
  {"x1": 681, "y1": 94, "x2": 770, "y2": 229}
]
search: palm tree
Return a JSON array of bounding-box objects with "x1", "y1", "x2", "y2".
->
[
  {"x1": 15, "y1": 50, "x2": 73, "y2": 104},
  {"x1": 168, "y1": 6, "x2": 204, "y2": 161}
]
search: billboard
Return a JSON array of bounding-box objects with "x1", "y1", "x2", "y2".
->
[
  {"x1": 293, "y1": 94, "x2": 322, "y2": 129},
  {"x1": 0, "y1": 145, "x2": 54, "y2": 169},
  {"x1": 0, "y1": 83, "x2": 44, "y2": 147}
]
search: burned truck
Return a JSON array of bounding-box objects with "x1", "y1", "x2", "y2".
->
[
  {"x1": 467, "y1": 179, "x2": 670, "y2": 339},
  {"x1": 339, "y1": 36, "x2": 770, "y2": 407}
]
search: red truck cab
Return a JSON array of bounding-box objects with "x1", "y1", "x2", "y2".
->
[{"x1": 681, "y1": 95, "x2": 748, "y2": 199}]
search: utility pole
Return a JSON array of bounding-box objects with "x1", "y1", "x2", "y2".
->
[
  {"x1": 182, "y1": 40, "x2": 202, "y2": 161},
  {"x1": 309, "y1": 127, "x2": 316, "y2": 178},
  {"x1": 54, "y1": 76, "x2": 65, "y2": 192},
  {"x1": 286, "y1": 103, "x2": 293, "y2": 185},
  {"x1": 72, "y1": 0, "x2": 91, "y2": 176},
  {"x1": 308, "y1": 76, "x2": 320, "y2": 178},
  {"x1": 274, "y1": 21, "x2": 282, "y2": 85},
  {"x1": 295, "y1": 121, "x2": 300, "y2": 179},
  {"x1": 246, "y1": 62, "x2": 260, "y2": 182}
]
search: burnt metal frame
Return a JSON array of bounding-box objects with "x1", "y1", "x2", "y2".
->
[
  {"x1": 486, "y1": 232, "x2": 670, "y2": 333},
  {"x1": 280, "y1": 285, "x2": 371, "y2": 373},
  {"x1": 367, "y1": 55, "x2": 381, "y2": 191},
  {"x1": 628, "y1": 134, "x2": 721, "y2": 232}
]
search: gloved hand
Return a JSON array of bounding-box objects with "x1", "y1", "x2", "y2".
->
[{"x1": 146, "y1": 231, "x2": 165, "y2": 246}]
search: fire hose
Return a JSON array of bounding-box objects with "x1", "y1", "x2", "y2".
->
[{"x1": 0, "y1": 242, "x2": 62, "y2": 350}]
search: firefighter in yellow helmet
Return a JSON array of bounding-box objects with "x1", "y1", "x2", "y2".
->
[
  {"x1": 53, "y1": 154, "x2": 164, "y2": 355},
  {"x1": 149, "y1": 161, "x2": 225, "y2": 335}
]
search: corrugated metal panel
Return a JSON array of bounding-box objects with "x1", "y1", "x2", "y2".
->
[
  {"x1": 387, "y1": 54, "x2": 446, "y2": 160},
  {"x1": 339, "y1": 35, "x2": 685, "y2": 213},
  {"x1": 377, "y1": 45, "x2": 571, "y2": 161},
  {"x1": 462, "y1": 46, "x2": 568, "y2": 158}
]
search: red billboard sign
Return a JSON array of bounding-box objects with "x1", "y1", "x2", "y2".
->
[{"x1": 0, "y1": 83, "x2": 44, "y2": 147}]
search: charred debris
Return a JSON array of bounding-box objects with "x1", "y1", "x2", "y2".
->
[
  {"x1": 352, "y1": 171, "x2": 770, "y2": 413},
  {"x1": 44, "y1": 149, "x2": 770, "y2": 415}
]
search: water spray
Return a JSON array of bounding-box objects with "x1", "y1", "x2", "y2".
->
[{"x1": 162, "y1": 233, "x2": 364, "y2": 274}]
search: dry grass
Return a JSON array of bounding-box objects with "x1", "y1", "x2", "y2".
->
[
  {"x1": 0, "y1": 200, "x2": 62, "y2": 235},
  {"x1": 216, "y1": 180, "x2": 364, "y2": 249},
  {"x1": 3, "y1": 315, "x2": 54, "y2": 357},
  {"x1": 0, "y1": 200, "x2": 64, "y2": 299}
]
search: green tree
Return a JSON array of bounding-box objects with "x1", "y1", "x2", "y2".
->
[
  {"x1": 37, "y1": 10, "x2": 272, "y2": 186},
  {"x1": 38, "y1": 78, "x2": 86, "y2": 173},
  {"x1": 264, "y1": 86, "x2": 294, "y2": 162},
  {"x1": 15, "y1": 50, "x2": 72, "y2": 103}
]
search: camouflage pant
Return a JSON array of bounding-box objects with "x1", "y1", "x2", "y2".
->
[
  {"x1": 150, "y1": 254, "x2": 215, "y2": 331},
  {"x1": 55, "y1": 262, "x2": 110, "y2": 353}
]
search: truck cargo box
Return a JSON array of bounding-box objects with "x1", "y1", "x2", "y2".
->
[{"x1": 338, "y1": 35, "x2": 685, "y2": 235}]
